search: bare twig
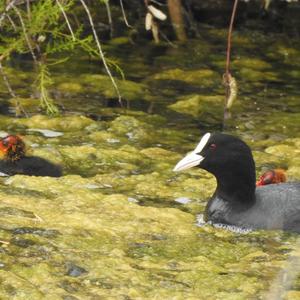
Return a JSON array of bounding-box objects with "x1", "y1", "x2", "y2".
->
[
  {"x1": 0, "y1": 240, "x2": 10, "y2": 245},
  {"x1": 225, "y1": 0, "x2": 239, "y2": 80},
  {"x1": 34, "y1": 212, "x2": 44, "y2": 222},
  {"x1": 56, "y1": 0, "x2": 75, "y2": 41},
  {"x1": 0, "y1": 60, "x2": 16, "y2": 98},
  {"x1": 12, "y1": 4, "x2": 38, "y2": 63},
  {"x1": 79, "y1": 0, "x2": 122, "y2": 105},
  {"x1": 150, "y1": 0, "x2": 165, "y2": 6},
  {"x1": 7, "y1": 14, "x2": 17, "y2": 31},
  {"x1": 26, "y1": 0, "x2": 31, "y2": 20},
  {"x1": 159, "y1": 29, "x2": 177, "y2": 47},
  {"x1": 120, "y1": 0, "x2": 132, "y2": 28},
  {"x1": 223, "y1": 0, "x2": 239, "y2": 126},
  {"x1": 0, "y1": 0, "x2": 18, "y2": 27},
  {"x1": 105, "y1": 0, "x2": 113, "y2": 38},
  {"x1": 0, "y1": 60, "x2": 28, "y2": 117}
]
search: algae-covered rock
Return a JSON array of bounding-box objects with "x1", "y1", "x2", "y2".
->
[
  {"x1": 141, "y1": 147, "x2": 179, "y2": 160},
  {"x1": 153, "y1": 68, "x2": 219, "y2": 87},
  {"x1": 169, "y1": 94, "x2": 223, "y2": 119},
  {"x1": 89, "y1": 131, "x2": 120, "y2": 144},
  {"x1": 79, "y1": 74, "x2": 148, "y2": 101},
  {"x1": 14, "y1": 115, "x2": 95, "y2": 131},
  {"x1": 232, "y1": 58, "x2": 272, "y2": 70},
  {"x1": 267, "y1": 44, "x2": 300, "y2": 66},
  {"x1": 265, "y1": 144, "x2": 300, "y2": 161},
  {"x1": 56, "y1": 82, "x2": 84, "y2": 94},
  {"x1": 31, "y1": 147, "x2": 64, "y2": 166},
  {"x1": 287, "y1": 165, "x2": 300, "y2": 180},
  {"x1": 284, "y1": 291, "x2": 300, "y2": 300},
  {"x1": 109, "y1": 115, "x2": 153, "y2": 143},
  {"x1": 238, "y1": 68, "x2": 279, "y2": 82},
  {"x1": 252, "y1": 150, "x2": 286, "y2": 170}
]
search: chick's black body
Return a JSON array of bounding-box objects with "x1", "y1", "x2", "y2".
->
[
  {"x1": 0, "y1": 156, "x2": 62, "y2": 177},
  {"x1": 175, "y1": 133, "x2": 300, "y2": 233},
  {"x1": 0, "y1": 135, "x2": 62, "y2": 177}
]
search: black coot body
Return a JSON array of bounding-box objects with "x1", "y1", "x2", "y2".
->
[
  {"x1": 174, "y1": 133, "x2": 300, "y2": 233},
  {"x1": 0, "y1": 156, "x2": 62, "y2": 177}
]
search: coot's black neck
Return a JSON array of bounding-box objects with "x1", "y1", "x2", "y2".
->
[{"x1": 213, "y1": 162, "x2": 256, "y2": 208}]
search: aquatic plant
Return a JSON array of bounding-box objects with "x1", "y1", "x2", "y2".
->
[{"x1": 0, "y1": 0, "x2": 122, "y2": 114}]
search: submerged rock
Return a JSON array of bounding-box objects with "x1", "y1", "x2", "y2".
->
[
  {"x1": 65, "y1": 262, "x2": 88, "y2": 277},
  {"x1": 168, "y1": 94, "x2": 224, "y2": 119},
  {"x1": 153, "y1": 68, "x2": 219, "y2": 88},
  {"x1": 15, "y1": 115, "x2": 95, "y2": 131}
]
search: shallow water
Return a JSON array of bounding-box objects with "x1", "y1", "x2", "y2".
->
[{"x1": 0, "y1": 26, "x2": 300, "y2": 299}]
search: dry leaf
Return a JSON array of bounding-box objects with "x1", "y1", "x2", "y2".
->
[{"x1": 148, "y1": 5, "x2": 167, "y2": 21}]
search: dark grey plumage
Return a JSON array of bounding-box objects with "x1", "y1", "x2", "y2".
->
[{"x1": 205, "y1": 182, "x2": 300, "y2": 232}]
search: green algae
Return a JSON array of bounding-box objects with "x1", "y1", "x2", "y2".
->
[
  {"x1": 152, "y1": 68, "x2": 219, "y2": 88},
  {"x1": 168, "y1": 94, "x2": 227, "y2": 122},
  {"x1": 0, "y1": 27, "x2": 300, "y2": 300},
  {"x1": 78, "y1": 74, "x2": 149, "y2": 101},
  {"x1": 232, "y1": 57, "x2": 272, "y2": 70},
  {"x1": 0, "y1": 112, "x2": 299, "y2": 299}
]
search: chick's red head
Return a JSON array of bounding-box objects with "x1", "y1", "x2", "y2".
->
[
  {"x1": 0, "y1": 135, "x2": 26, "y2": 161},
  {"x1": 256, "y1": 169, "x2": 287, "y2": 186}
]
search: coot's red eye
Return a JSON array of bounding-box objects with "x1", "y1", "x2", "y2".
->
[{"x1": 209, "y1": 143, "x2": 217, "y2": 150}]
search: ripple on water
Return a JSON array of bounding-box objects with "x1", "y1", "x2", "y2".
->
[{"x1": 196, "y1": 214, "x2": 253, "y2": 234}]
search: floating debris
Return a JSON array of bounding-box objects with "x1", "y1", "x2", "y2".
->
[
  {"x1": 28, "y1": 129, "x2": 64, "y2": 137},
  {"x1": 174, "y1": 197, "x2": 191, "y2": 204}
]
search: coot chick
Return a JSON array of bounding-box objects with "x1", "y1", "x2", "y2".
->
[
  {"x1": 174, "y1": 133, "x2": 300, "y2": 232},
  {"x1": 256, "y1": 169, "x2": 286, "y2": 186},
  {"x1": 0, "y1": 135, "x2": 62, "y2": 177}
]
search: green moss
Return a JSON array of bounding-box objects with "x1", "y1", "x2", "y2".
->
[
  {"x1": 168, "y1": 94, "x2": 224, "y2": 119},
  {"x1": 79, "y1": 74, "x2": 149, "y2": 101},
  {"x1": 0, "y1": 29, "x2": 299, "y2": 299},
  {"x1": 153, "y1": 68, "x2": 219, "y2": 87},
  {"x1": 14, "y1": 115, "x2": 95, "y2": 131},
  {"x1": 238, "y1": 68, "x2": 279, "y2": 82},
  {"x1": 56, "y1": 82, "x2": 84, "y2": 94},
  {"x1": 232, "y1": 58, "x2": 272, "y2": 70}
]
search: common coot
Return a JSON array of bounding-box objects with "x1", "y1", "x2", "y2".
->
[
  {"x1": 0, "y1": 135, "x2": 62, "y2": 177},
  {"x1": 174, "y1": 133, "x2": 300, "y2": 232}
]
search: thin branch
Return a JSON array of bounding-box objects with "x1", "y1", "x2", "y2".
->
[
  {"x1": 223, "y1": 0, "x2": 239, "y2": 126},
  {"x1": 119, "y1": 0, "x2": 132, "y2": 28},
  {"x1": 7, "y1": 14, "x2": 17, "y2": 31},
  {"x1": 225, "y1": 0, "x2": 239, "y2": 80},
  {"x1": 0, "y1": 61, "x2": 16, "y2": 97},
  {"x1": 159, "y1": 28, "x2": 177, "y2": 48},
  {"x1": 56, "y1": 0, "x2": 75, "y2": 41},
  {"x1": 0, "y1": 0, "x2": 18, "y2": 27},
  {"x1": 0, "y1": 60, "x2": 28, "y2": 117},
  {"x1": 26, "y1": 0, "x2": 31, "y2": 20},
  {"x1": 12, "y1": 4, "x2": 38, "y2": 63},
  {"x1": 105, "y1": 0, "x2": 113, "y2": 38},
  {"x1": 150, "y1": 0, "x2": 165, "y2": 6},
  {"x1": 79, "y1": 0, "x2": 122, "y2": 105}
]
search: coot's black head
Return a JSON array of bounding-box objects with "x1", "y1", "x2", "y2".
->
[
  {"x1": 174, "y1": 133, "x2": 256, "y2": 203},
  {"x1": 174, "y1": 133, "x2": 254, "y2": 173}
]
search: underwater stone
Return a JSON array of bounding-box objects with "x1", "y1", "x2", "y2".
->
[
  {"x1": 153, "y1": 68, "x2": 219, "y2": 87},
  {"x1": 12, "y1": 227, "x2": 60, "y2": 238},
  {"x1": 11, "y1": 237, "x2": 35, "y2": 248},
  {"x1": 65, "y1": 262, "x2": 88, "y2": 277}
]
